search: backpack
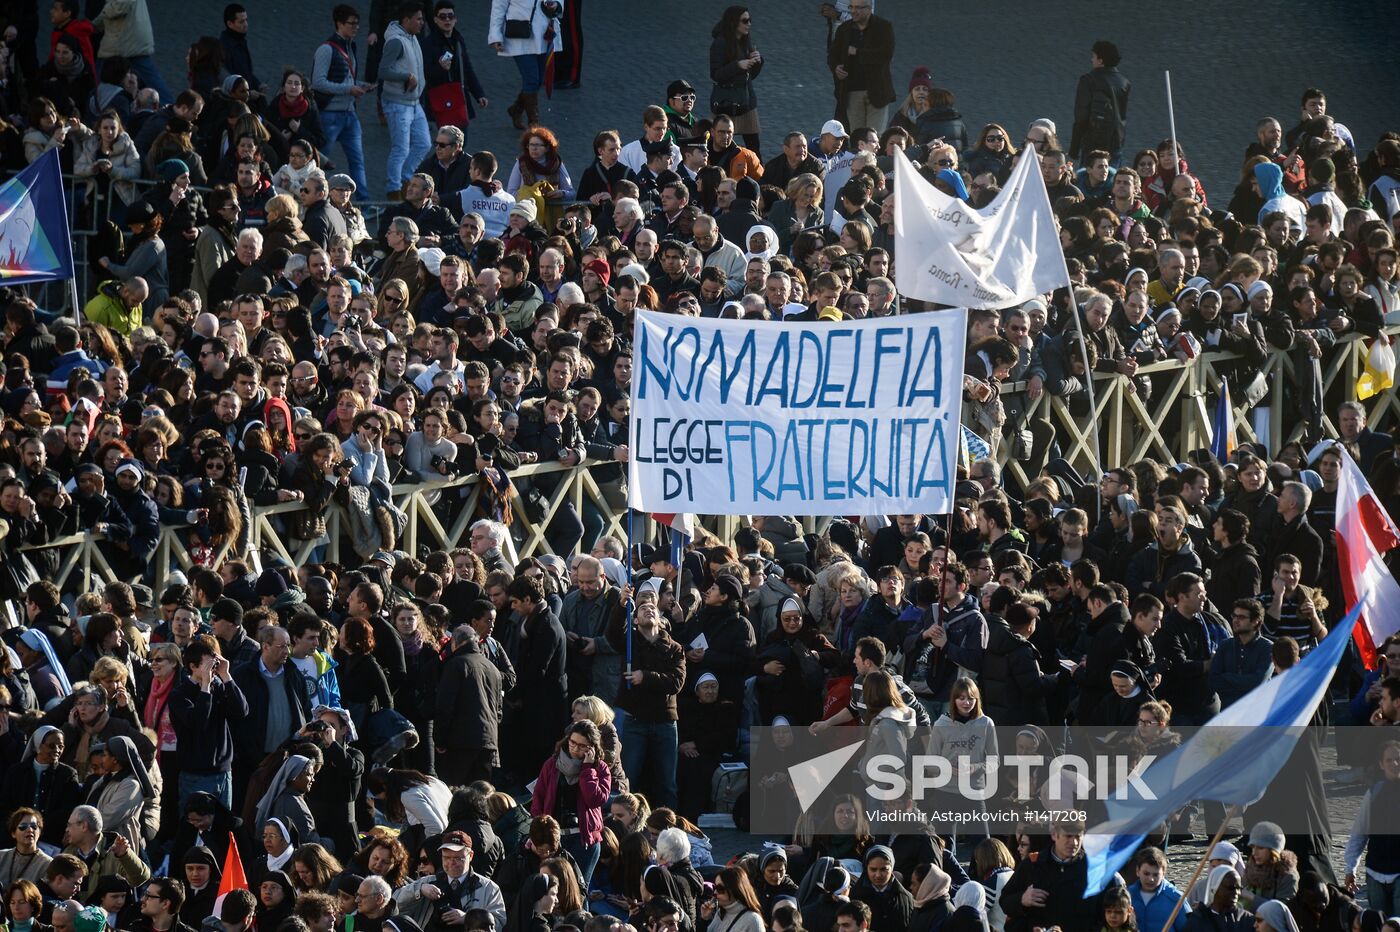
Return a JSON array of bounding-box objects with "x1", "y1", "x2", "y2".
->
[{"x1": 711, "y1": 763, "x2": 749, "y2": 814}]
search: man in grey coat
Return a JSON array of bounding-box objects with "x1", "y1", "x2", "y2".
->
[
  {"x1": 559, "y1": 556, "x2": 625, "y2": 703},
  {"x1": 379, "y1": 1, "x2": 432, "y2": 199}
]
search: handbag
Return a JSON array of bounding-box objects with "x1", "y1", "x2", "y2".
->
[
  {"x1": 503, "y1": 0, "x2": 538, "y2": 39},
  {"x1": 711, "y1": 80, "x2": 750, "y2": 118},
  {"x1": 428, "y1": 82, "x2": 469, "y2": 127}
]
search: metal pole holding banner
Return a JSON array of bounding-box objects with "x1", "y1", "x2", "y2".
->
[
  {"x1": 1165, "y1": 70, "x2": 1180, "y2": 175},
  {"x1": 625, "y1": 506, "x2": 634, "y2": 687}
]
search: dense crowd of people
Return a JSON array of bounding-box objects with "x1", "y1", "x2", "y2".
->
[{"x1": 1, "y1": 2, "x2": 1400, "y2": 932}]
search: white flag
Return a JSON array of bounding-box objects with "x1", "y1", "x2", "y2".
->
[{"x1": 893, "y1": 147, "x2": 1067, "y2": 309}]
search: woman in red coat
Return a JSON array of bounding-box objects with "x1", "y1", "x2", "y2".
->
[{"x1": 530, "y1": 720, "x2": 611, "y2": 888}]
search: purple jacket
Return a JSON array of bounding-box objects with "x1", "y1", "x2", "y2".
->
[{"x1": 530, "y1": 755, "x2": 611, "y2": 846}]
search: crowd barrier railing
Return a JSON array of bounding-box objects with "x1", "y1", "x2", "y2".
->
[
  {"x1": 993, "y1": 327, "x2": 1400, "y2": 484},
  {"x1": 19, "y1": 458, "x2": 632, "y2": 593}
]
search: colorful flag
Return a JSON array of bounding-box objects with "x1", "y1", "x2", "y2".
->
[
  {"x1": 1210, "y1": 377, "x2": 1235, "y2": 462},
  {"x1": 1084, "y1": 605, "x2": 1361, "y2": 895},
  {"x1": 1356, "y1": 336, "x2": 1396, "y2": 400},
  {"x1": 0, "y1": 148, "x2": 75, "y2": 286},
  {"x1": 1334, "y1": 447, "x2": 1400, "y2": 668},
  {"x1": 218, "y1": 831, "x2": 249, "y2": 894},
  {"x1": 959, "y1": 425, "x2": 991, "y2": 470}
]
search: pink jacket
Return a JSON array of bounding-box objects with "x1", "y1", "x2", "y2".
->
[{"x1": 530, "y1": 756, "x2": 611, "y2": 846}]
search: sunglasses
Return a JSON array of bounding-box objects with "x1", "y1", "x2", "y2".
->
[
  {"x1": 739, "y1": 16, "x2": 751, "y2": 22},
  {"x1": 436, "y1": 10, "x2": 455, "y2": 17},
  {"x1": 435, "y1": 141, "x2": 453, "y2": 148}
]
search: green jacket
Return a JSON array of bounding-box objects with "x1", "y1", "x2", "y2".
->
[{"x1": 84, "y1": 281, "x2": 141, "y2": 336}]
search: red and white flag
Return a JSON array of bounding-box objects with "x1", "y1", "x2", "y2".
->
[{"x1": 1335, "y1": 449, "x2": 1400, "y2": 667}]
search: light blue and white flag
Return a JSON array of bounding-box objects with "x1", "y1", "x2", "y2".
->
[{"x1": 1083, "y1": 603, "x2": 1360, "y2": 896}]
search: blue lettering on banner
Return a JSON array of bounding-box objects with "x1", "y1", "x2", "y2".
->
[{"x1": 630, "y1": 311, "x2": 964, "y2": 514}]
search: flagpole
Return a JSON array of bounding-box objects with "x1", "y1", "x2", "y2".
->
[
  {"x1": 625, "y1": 505, "x2": 634, "y2": 688},
  {"x1": 1157, "y1": 808, "x2": 1236, "y2": 932},
  {"x1": 1165, "y1": 71, "x2": 1180, "y2": 175}
]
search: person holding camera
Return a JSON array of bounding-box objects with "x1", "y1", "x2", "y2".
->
[
  {"x1": 395, "y1": 831, "x2": 507, "y2": 932},
  {"x1": 529, "y1": 721, "x2": 611, "y2": 888},
  {"x1": 168, "y1": 634, "x2": 249, "y2": 810}
]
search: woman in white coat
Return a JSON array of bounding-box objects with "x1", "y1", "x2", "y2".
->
[{"x1": 487, "y1": 0, "x2": 564, "y2": 130}]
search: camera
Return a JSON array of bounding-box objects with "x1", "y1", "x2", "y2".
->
[
  {"x1": 343, "y1": 314, "x2": 361, "y2": 331},
  {"x1": 431, "y1": 454, "x2": 465, "y2": 475}
]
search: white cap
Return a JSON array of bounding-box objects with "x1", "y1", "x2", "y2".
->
[{"x1": 821, "y1": 119, "x2": 848, "y2": 138}]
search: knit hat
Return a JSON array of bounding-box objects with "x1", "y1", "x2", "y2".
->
[
  {"x1": 620, "y1": 262, "x2": 650, "y2": 284},
  {"x1": 909, "y1": 66, "x2": 933, "y2": 91},
  {"x1": 256, "y1": 568, "x2": 289, "y2": 598},
  {"x1": 127, "y1": 200, "x2": 158, "y2": 227},
  {"x1": 508, "y1": 200, "x2": 537, "y2": 223},
  {"x1": 584, "y1": 258, "x2": 611, "y2": 287},
  {"x1": 418, "y1": 246, "x2": 446, "y2": 276},
  {"x1": 1248, "y1": 820, "x2": 1285, "y2": 852},
  {"x1": 157, "y1": 158, "x2": 190, "y2": 181},
  {"x1": 114, "y1": 458, "x2": 144, "y2": 481},
  {"x1": 74, "y1": 907, "x2": 107, "y2": 932},
  {"x1": 714, "y1": 574, "x2": 744, "y2": 603}
]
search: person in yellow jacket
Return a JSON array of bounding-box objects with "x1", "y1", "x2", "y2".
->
[{"x1": 83, "y1": 278, "x2": 148, "y2": 337}]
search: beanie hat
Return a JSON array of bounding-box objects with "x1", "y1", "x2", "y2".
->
[
  {"x1": 256, "y1": 568, "x2": 289, "y2": 598},
  {"x1": 75, "y1": 907, "x2": 107, "y2": 932},
  {"x1": 714, "y1": 574, "x2": 744, "y2": 603},
  {"x1": 508, "y1": 200, "x2": 537, "y2": 223},
  {"x1": 584, "y1": 258, "x2": 611, "y2": 287},
  {"x1": 157, "y1": 158, "x2": 190, "y2": 181},
  {"x1": 909, "y1": 66, "x2": 933, "y2": 91}
]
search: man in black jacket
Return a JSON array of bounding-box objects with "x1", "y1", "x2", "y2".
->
[
  {"x1": 1262, "y1": 481, "x2": 1325, "y2": 587},
  {"x1": 608, "y1": 599, "x2": 685, "y2": 809},
  {"x1": 1075, "y1": 584, "x2": 1130, "y2": 724},
  {"x1": 134, "y1": 875, "x2": 199, "y2": 932},
  {"x1": 999, "y1": 817, "x2": 1097, "y2": 932},
  {"x1": 435, "y1": 626, "x2": 503, "y2": 786},
  {"x1": 504, "y1": 575, "x2": 568, "y2": 779},
  {"x1": 826, "y1": 2, "x2": 895, "y2": 133},
  {"x1": 1207, "y1": 508, "x2": 1262, "y2": 614},
  {"x1": 230, "y1": 627, "x2": 312, "y2": 795},
  {"x1": 678, "y1": 574, "x2": 755, "y2": 702},
  {"x1": 980, "y1": 602, "x2": 1063, "y2": 727},
  {"x1": 299, "y1": 172, "x2": 349, "y2": 250},
  {"x1": 1155, "y1": 573, "x2": 1222, "y2": 725},
  {"x1": 168, "y1": 636, "x2": 248, "y2": 810},
  {"x1": 1068, "y1": 40, "x2": 1130, "y2": 165}
]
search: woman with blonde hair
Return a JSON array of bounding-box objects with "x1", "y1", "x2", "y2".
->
[
  {"x1": 767, "y1": 172, "x2": 825, "y2": 253},
  {"x1": 262, "y1": 193, "x2": 310, "y2": 254},
  {"x1": 571, "y1": 696, "x2": 628, "y2": 795},
  {"x1": 377, "y1": 280, "x2": 411, "y2": 323}
]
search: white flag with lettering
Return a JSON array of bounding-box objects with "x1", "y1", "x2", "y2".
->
[{"x1": 893, "y1": 147, "x2": 1067, "y2": 309}]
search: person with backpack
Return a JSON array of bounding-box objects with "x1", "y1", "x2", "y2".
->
[
  {"x1": 1069, "y1": 39, "x2": 1130, "y2": 168},
  {"x1": 310, "y1": 5, "x2": 371, "y2": 198}
]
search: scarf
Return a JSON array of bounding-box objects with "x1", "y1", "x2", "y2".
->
[
  {"x1": 554, "y1": 749, "x2": 583, "y2": 785},
  {"x1": 55, "y1": 44, "x2": 86, "y2": 79},
  {"x1": 519, "y1": 150, "x2": 562, "y2": 183},
  {"x1": 401, "y1": 629, "x2": 425, "y2": 658},
  {"x1": 144, "y1": 673, "x2": 178, "y2": 751},
  {"x1": 277, "y1": 93, "x2": 310, "y2": 120}
]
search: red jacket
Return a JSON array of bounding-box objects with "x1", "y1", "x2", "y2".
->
[
  {"x1": 50, "y1": 19, "x2": 97, "y2": 75},
  {"x1": 530, "y1": 755, "x2": 611, "y2": 846}
]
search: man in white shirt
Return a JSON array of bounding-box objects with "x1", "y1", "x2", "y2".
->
[
  {"x1": 414, "y1": 327, "x2": 468, "y2": 393},
  {"x1": 459, "y1": 152, "x2": 515, "y2": 238}
]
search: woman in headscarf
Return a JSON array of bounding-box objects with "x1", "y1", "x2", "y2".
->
[
  {"x1": 754, "y1": 597, "x2": 840, "y2": 727},
  {"x1": 851, "y1": 845, "x2": 913, "y2": 932},
  {"x1": 505, "y1": 873, "x2": 557, "y2": 932},
  {"x1": 91, "y1": 735, "x2": 156, "y2": 854},
  {"x1": 944, "y1": 879, "x2": 989, "y2": 932},
  {"x1": 629, "y1": 865, "x2": 689, "y2": 930},
  {"x1": 0, "y1": 728, "x2": 79, "y2": 849},
  {"x1": 255, "y1": 869, "x2": 297, "y2": 929},
  {"x1": 253, "y1": 755, "x2": 335, "y2": 852},
  {"x1": 1094, "y1": 660, "x2": 1155, "y2": 727},
  {"x1": 1254, "y1": 900, "x2": 1301, "y2": 932},
  {"x1": 797, "y1": 857, "x2": 851, "y2": 932},
  {"x1": 248, "y1": 818, "x2": 299, "y2": 888},
  {"x1": 1184, "y1": 866, "x2": 1251, "y2": 932},
  {"x1": 179, "y1": 846, "x2": 221, "y2": 926},
  {"x1": 743, "y1": 224, "x2": 779, "y2": 263},
  {"x1": 755, "y1": 848, "x2": 799, "y2": 921},
  {"x1": 906, "y1": 861, "x2": 954, "y2": 932}
]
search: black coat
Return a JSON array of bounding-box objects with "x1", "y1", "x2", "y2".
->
[
  {"x1": 678, "y1": 602, "x2": 756, "y2": 701},
  {"x1": 1207, "y1": 541, "x2": 1262, "y2": 614},
  {"x1": 507, "y1": 605, "x2": 568, "y2": 770},
  {"x1": 230, "y1": 660, "x2": 313, "y2": 763},
  {"x1": 305, "y1": 737, "x2": 363, "y2": 858},
  {"x1": 999, "y1": 851, "x2": 1097, "y2": 932},
  {"x1": 827, "y1": 16, "x2": 896, "y2": 110},
  {"x1": 851, "y1": 876, "x2": 913, "y2": 932},
  {"x1": 979, "y1": 619, "x2": 1061, "y2": 726},
  {"x1": 1261, "y1": 514, "x2": 1325, "y2": 588},
  {"x1": 302, "y1": 198, "x2": 349, "y2": 250},
  {"x1": 1069, "y1": 65, "x2": 1131, "y2": 159},
  {"x1": 1076, "y1": 601, "x2": 1130, "y2": 724},
  {"x1": 1154, "y1": 610, "x2": 1221, "y2": 722},
  {"x1": 0, "y1": 760, "x2": 81, "y2": 847},
  {"x1": 435, "y1": 638, "x2": 504, "y2": 752}
]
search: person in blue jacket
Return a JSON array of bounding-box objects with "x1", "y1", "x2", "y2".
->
[
  {"x1": 1129, "y1": 847, "x2": 1191, "y2": 932},
  {"x1": 1208, "y1": 599, "x2": 1274, "y2": 709}
]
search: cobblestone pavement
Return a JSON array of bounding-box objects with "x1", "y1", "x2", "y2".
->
[{"x1": 122, "y1": 0, "x2": 1400, "y2": 200}]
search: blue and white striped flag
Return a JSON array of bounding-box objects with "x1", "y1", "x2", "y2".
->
[
  {"x1": 1083, "y1": 603, "x2": 1361, "y2": 895},
  {"x1": 959, "y1": 425, "x2": 991, "y2": 469}
]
